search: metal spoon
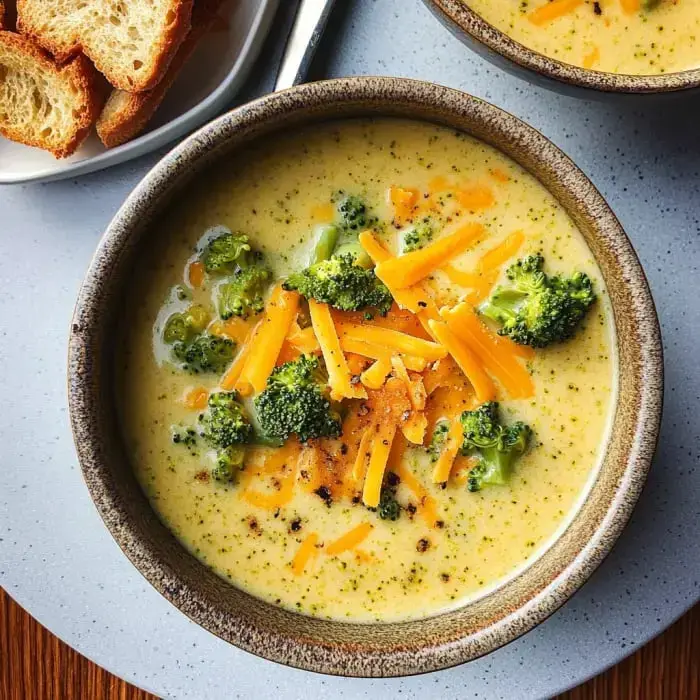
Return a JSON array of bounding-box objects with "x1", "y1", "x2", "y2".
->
[{"x1": 274, "y1": 0, "x2": 338, "y2": 91}]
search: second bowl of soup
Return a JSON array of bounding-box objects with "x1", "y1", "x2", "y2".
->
[
  {"x1": 69, "y1": 77, "x2": 662, "y2": 675},
  {"x1": 425, "y1": 0, "x2": 700, "y2": 94}
]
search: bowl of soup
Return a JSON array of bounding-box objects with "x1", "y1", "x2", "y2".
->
[
  {"x1": 68, "y1": 77, "x2": 662, "y2": 676},
  {"x1": 425, "y1": 0, "x2": 700, "y2": 95}
]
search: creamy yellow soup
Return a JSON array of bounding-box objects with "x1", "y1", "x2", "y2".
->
[
  {"x1": 118, "y1": 119, "x2": 616, "y2": 623},
  {"x1": 466, "y1": 0, "x2": 700, "y2": 75}
]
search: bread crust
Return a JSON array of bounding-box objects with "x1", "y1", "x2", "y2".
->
[
  {"x1": 16, "y1": 0, "x2": 194, "y2": 92},
  {"x1": 0, "y1": 2, "x2": 5, "y2": 30},
  {"x1": 97, "y1": 0, "x2": 222, "y2": 148},
  {"x1": 0, "y1": 30, "x2": 105, "y2": 157}
]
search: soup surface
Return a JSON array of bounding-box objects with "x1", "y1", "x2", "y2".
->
[
  {"x1": 465, "y1": 0, "x2": 700, "y2": 75},
  {"x1": 118, "y1": 119, "x2": 616, "y2": 623}
]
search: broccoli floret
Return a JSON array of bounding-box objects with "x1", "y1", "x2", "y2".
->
[
  {"x1": 283, "y1": 254, "x2": 393, "y2": 314},
  {"x1": 172, "y1": 334, "x2": 235, "y2": 374},
  {"x1": 163, "y1": 304, "x2": 210, "y2": 344},
  {"x1": 201, "y1": 231, "x2": 251, "y2": 274},
  {"x1": 336, "y1": 194, "x2": 377, "y2": 233},
  {"x1": 199, "y1": 391, "x2": 252, "y2": 447},
  {"x1": 378, "y1": 485, "x2": 401, "y2": 521},
  {"x1": 427, "y1": 420, "x2": 450, "y2": 463},
  {"x1": 460, "y1": 402, "x2": 532, "y2": 492},
  {"x1": 217, "y1": 263, "x2": 272, "y2": 319},
  {"x1": 479, "y1": 254, "x2": 596, "y2": 348},
  {"x1": 212, "y1": 445, "x2": 245, "y2": 483},
  {"x1": 403, "y1": 220, "x2": 434, "y2": 252},
  {"x1": 333, "y1": 241, "x2": 373, "y2": 269},
  {"x1": 253, "y1": 355, "x2": 341, "y2": 443}
]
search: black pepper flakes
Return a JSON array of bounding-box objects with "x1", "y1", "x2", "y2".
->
[
  {"x1": 417, "y1": 538, "x2": 430, "y2": 553},
  {"x1": 314, "y1": 485, "x2": 333, "y2": 507}
]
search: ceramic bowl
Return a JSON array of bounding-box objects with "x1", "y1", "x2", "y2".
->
[
  {"x1": 68, "y1": 77, "x2": 663, "y2": 677},
  {"x1": 424, "y1": 0, "x2": 700, "y2": 96}
]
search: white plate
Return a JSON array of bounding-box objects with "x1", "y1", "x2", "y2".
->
[{"x1": 0, "y1": 0, "x2": 279, "y2": 185}]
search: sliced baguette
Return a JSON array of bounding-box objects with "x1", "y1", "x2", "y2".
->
[
  {"x1": 0, "y1": 30, "x2": 104, "y2": 157},
  {"x1": 97, "y1": 0, "x2": 222, "y2": 148},
  {"x1": 16, "y1": 0, "x2": 193, "y2": 91}
]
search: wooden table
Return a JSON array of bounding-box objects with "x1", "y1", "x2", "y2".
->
[{"x1": 1, "y1": 588, "x2": 698, "y2": 699}]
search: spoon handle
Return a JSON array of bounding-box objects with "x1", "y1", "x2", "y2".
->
[{"x1": 274, "y1": 0, "x2": 337, "y2": 92}]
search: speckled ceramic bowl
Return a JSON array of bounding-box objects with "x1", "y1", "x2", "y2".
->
[
  {"x1": 424, "y1": 0, "x2": 700, "y2": 96},
  {"x1": 68, "y1": 77, "x2": 663, "y2": 677}
]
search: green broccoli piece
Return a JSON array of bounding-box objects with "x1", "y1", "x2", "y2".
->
[
  {"x1": 427, "y1": 420, "x2": 450, "y2": 463},
  {"x1": 212, "y1": 445, "x2": 245, "y2": 483},
  {"x1": 163, "y1": 305, "x2": 210, "y2": 344},
  {"x1": 460, "y1": 402, "x2": 532, "y2": 492},
  {"x1": 378, "y1": 485, "x2": 401, "y2": 521},
  {"x1": 310, "y1": 224, "x2": 340, "y2": 264},
  {"x1": 217, "y1": 263, "x2": 272, "y2": 319},
  {"x1": 336, "y1": 194, "x2": 377, "y2": 233},
  {"x1": 171, "y1": 334, "x2": 235, "y2": 374},
  {"x1": 403, "y1": 220, "x2": 434, "y2": 252},
  {"x1": 201, "y1": 231, "x2": 251, "y2": 274},
  {"x1": 479, "y1": 254, "x2": 596, "y2": 348},
  {"x1": 253, "y1": 355, "x2": 341, "y2": 443},
  {"x1": 333, "y1": 241, "x2": 373, "y2": 269},
  {"x1": 282, "y1": 254, "x2": 393, "y2": 314},
  {"x1": 199, "y1": 391, "x2": 252, "y2": 447}
]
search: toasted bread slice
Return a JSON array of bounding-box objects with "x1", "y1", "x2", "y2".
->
[
  {"x1": 97, "y1": 0, "x2": 222, "y2": 148},
  {"x1": 16, "y1": 0, "x2": 193, "y2": 91},
  {"x1": 0, "y1": 31, "x2": 104, "y2": 157},
  {"x1": 0, "y1": 0, "x2": 17, "y2": 31}
]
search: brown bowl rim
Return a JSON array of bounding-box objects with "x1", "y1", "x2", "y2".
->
[
  {"x1": 68, "y1": 76, "x2": 663, "y2": 677},
  {"x1": 425, "y1": 0, "x2": 700, "y2": 94}
]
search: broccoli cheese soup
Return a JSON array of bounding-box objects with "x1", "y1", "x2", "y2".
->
[
  {"x1": 466, "y1": 0, "x2": 700, "y2": 75},
  {"x1": 117, "y1": 119, "x2": 616, "y2": 623}
]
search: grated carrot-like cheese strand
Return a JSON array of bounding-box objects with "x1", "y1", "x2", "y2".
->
[
  {"x1": 375, "y1": 222, "x2": 485, "y2": 289},
  {"x1": 456, "y1": 184, "x2": 495, "y2": 211},
  {"x1": 221, "y1": 321, "x2": 262, "y2": 392},
  {"x1": 337, "y1": 322, "x2": 447, "y2": 362},
  {"x1": 362, "y1": 422, "x2": 398, "y2": 508},
  {"x1": 237, "y1": 287, "x2": 299, "y2": 393},
  {"x1": 188, "y1": 260, "x2": 205, "y2": 288},
  {"x1": 477, "y1": 230, "x2": 526, "y2": 272},
  {"x1": 401, "y1": 410, "x2": 428, "y2": 445},
  {"x1": 340, "y1": 336, "x2": 427, "y2": 372},
  {"x1": 286, "y1": 321, "x2": 321, "y2": 354},
  {"x1": 358, "y1": 230, "x2": 441, "y2": 329},
  {"x1": 394, "y1": 462, "x2": 440, "y2": 528},
  {"x1": 389, "y1": 186, "x2": 419, "y2": 224},
  {"x1": 583, "y1": 46, "x2": 600, "y2": 69},
  {"x1": 309, "y1": 300, "x2": 367, "y2": 401},
  {"x1": 390, "y1": 355, "x2": 413, "y2": 404},
  {"x1": 428, "y1": 320, "x2": 497, "y2": 402},
  {"x1": 352, "y1": 429, "x2": 374, "y2": 481},
  {"x1": 431, "y1": 415, "x2": 464, "y2": 484},
  {"x1": 292, "y1": 533, "x2": 319, "y2": 575},
  {"x1": 326, "y1": 522, "x2": 373, "y2": 556},
  {"x1": 183, "y1": 386, "x2": 208, "y2": 410},
  {"x1": 441, "y1": 304, "x2": 535, "y2": 399},
  {"x1": 529, "y1": 0, "x2": 584, "y2": 25},
  {"x1": 619, "y1": 0, "x2": 640, "y2": 13},
  {"x1": 361, "y1": 358, "x2": 391, "y2": 390}
]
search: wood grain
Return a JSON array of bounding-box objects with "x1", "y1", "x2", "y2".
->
[{"x1": 1, "y1": 587, "x2": 698, "y2": 699}]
